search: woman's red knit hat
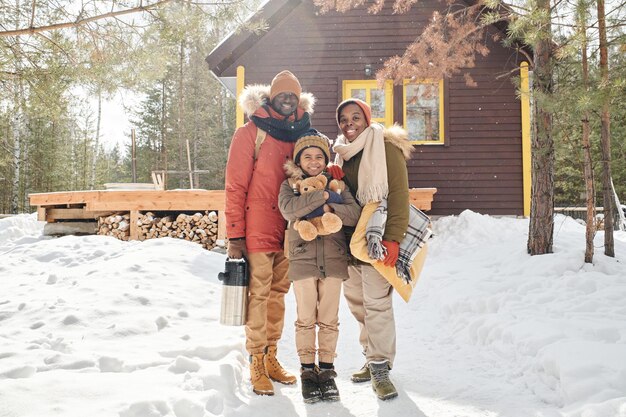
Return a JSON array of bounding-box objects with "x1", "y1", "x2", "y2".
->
[{"x1": 336, "y1": 98, "x2": 372, "y2": 126}]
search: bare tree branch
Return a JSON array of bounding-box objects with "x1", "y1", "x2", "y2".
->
[
  {"x1": 35, "y1": 31, "x2": 76, "y2": 64},
  {"x1": 0, "y1": 0, "x2": 176, "y2": 38},
  {"x1": 189, "y1": 1, "x2": 243, "y2": 4},
  {"x1": 29, "y1": 0, "x2": 36, "y2": 29}
]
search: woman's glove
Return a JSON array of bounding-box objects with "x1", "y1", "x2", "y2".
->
[
  {"x1": 227, "y1": 238, "x2": 247, "y2": 259},
  {"x1": 381, "y1": 240, "x2": 399, "y2": 267},
  {"x1": 326, "y1": 164, "x2": 345, "y2": 180}
]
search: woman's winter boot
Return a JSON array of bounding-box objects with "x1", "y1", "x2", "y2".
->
[
  {"x1": 300, "y1": 366, "x2": 322, "y2": 404},
  {"x1": 250, "y1": 353, "x2": 274, "y2": 395},
  {"x1": 369, "y1": 361, "x2": 397, "y2": 400},
  {"x1": 264, "y1": 346, "x2": 297, "y2": 384},
  {"x1": 318, "y1": 368, "x2": 340, "y2": 402}
]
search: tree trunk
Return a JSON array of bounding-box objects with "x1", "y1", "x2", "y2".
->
[
  {"x1": 611, "y1": 178, "x2": 625, "y2": 231},
  {"x1": 579, "y1": 1, "x2": 595, "y2": 263},
  {"x1": 22, "y1": 126, "x2": 29, "y2": 210},
  {"x1": 11, "y1": 108, "x2": 21, "y2": 214},
  {"x1": 214, "y1": 24, "x2": 230, "y2": 143},
  {"x1": 596, "y1": 0, "x2": 614, "y2": 257},
  {"x1": 581, "y1": 97, "x2": 595, "y2": 264},
  {"x1": 193, "y1": 140, "x2": 199, "y2": 188},
  {"x1": 161, "y1": 79, "x2": 167, "y2": 175},
  {"x1": 527, "y1": 0, "x2": 555, "y2": 255},
  {"x1": 83, "y1": 119, "x2": 88, "y2": 189},
  {"x1": 178, "y1": 38, "x2": 186, "y2": 189},
  {"x1": 11, "y1": 14, "x2": 23, "y2": 214},
  {"x1": 90, "y1": 87, "x2": 102, "y2": 190}
]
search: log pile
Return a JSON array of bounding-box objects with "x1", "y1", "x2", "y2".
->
[
  {"x1": 138, "y1": 211, "x2": 219, "y2": 249},
  {"x1": 97, "y1": 211, "x2": 220, "y2": 249},
  {"x1": 98, "y1": 214, "x2": 131, "y2": 241}
]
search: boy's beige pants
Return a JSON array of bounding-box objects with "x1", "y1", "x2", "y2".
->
[
  {"x1": 343, "y1": 264, "x2": 396, "y2": 367},
  {"x1": 245, "y1": 251, "x2": 291, "y2": 355},
  {"x1": 292, "y1": 277, "x2": 343, "y2": 364}
]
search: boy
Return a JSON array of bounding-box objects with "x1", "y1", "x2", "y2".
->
[{"x1": 278, "y1": 129, "x2": 361, "y2": 403}]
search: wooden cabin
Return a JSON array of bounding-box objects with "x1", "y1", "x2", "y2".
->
[{"x1": 205, "y1": 0, "x2": 531, "y2": 216}]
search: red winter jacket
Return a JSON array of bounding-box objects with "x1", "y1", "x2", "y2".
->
[{"x1": 225, "y1": 85, "x2": 316, "y2": 253}]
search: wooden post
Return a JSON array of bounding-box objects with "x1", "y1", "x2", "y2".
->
[
  {"x1": 37, "y1": 206, "x2": 46, "y2": 222},
  {"x1": 131, "y1": 129, "x2": 137, "y2": 183},
  {"x1": 217, "y1": 211, "x2": 226, "y2": 240},
  {"x1": 130, "y1": 210, "x2": 139, "y2": 240},
  {"x1": 186, "y1": 139, "x2": 193, "y2": 189}
]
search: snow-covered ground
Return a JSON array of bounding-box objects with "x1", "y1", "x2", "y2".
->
[{"x1": 1, "y1": 211, "x2": 625, "y2": 417}]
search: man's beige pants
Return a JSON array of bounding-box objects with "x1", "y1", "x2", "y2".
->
[
  {"x1": 343, "y1": 264, "x2": 396, "y2": 367},
  {"x1": 292, "y1": 277, "x2": 343, "y2": 364},
  {"x1": 245, "y1": 251, "x2": 290, "y2": 355}
]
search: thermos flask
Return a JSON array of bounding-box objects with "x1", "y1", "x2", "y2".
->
[{"x1": 217, "y1": 257, "x2": 249, "y2": 326}]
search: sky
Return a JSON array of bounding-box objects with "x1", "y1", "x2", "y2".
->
[
  {"x1": 1, "y1": 211, "x2": 625, "y2": 417},
  {"x1": 97, "y1": 92, "x2": 140, "y2": 152}
]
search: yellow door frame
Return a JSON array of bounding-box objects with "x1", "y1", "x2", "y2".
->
[
  {"x1": 520, "y1": 62, "x2": 531, "y2": 217},
  {"x1": 236, "y1": 66, "x2": 245, "y2": 128}
]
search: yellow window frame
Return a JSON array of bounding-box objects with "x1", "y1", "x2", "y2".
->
[
  {"x1": 403, "y1": 79, "x2": 445, "y2": 145},
  {"x1": 342, "y1": 80, "x2": 394, "y2": 127}
]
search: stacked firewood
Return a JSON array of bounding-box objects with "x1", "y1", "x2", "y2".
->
[
  {"x1": 97, "y1": 214, "x2": 131, "y2": 241},
  {"x1": 98, "y1": 211, "x2": 219, "y2": 249},
  {"x1": 139, "y1": 211, "x2": 219, "y2": 249}
]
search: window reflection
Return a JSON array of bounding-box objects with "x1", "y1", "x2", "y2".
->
[
  {"x1": 405, "y1": 83, "x2": 439, "y2": 141},
  {"x1": 350, "y1": 89, "x2": 366, "y2": 101},
  {"x1": 371, "y1": 89, "x2": 385, "y2": 119}
]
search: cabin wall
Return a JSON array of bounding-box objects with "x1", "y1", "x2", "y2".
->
[{"x1": 220, "y1": 0, "x2": 524, "y2": 215}]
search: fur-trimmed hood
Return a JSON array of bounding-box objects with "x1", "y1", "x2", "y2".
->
[
  {"x1": 284, "y1": 159, "x2": 306, "y2": 181},
  {"x1": 238, "y1": 84, "x2": 315, "y2": 117},
  {"x1": 383, "y1": 124, "x2": 414, "y2": 160}
]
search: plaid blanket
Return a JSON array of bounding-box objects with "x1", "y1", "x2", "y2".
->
[
  {"x1": 366, "y1": 199, "x2": 433, "y2": 283},
  {"x1": 366, "y1": 200, "x2": 388, "y2": 261}
]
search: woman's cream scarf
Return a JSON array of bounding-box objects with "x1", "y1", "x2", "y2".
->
[{"x1": 333, "y1": 123, "x2": 388, "y2": 205}]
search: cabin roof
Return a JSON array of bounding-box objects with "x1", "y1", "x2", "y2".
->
[
  {"x1": 205, "y1": 0, "x2": 520, "y2": 77},
  {"x1": 205, "y1": 0, "x2": 303, "y2": 77}
]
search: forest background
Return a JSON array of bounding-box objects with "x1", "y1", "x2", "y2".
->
[
  {"x1": 0, "y1": 0, "x2": 625, "y2": 218},
  {"x1": 0, "y1": 0, "x2": 262, "y2": 213}
]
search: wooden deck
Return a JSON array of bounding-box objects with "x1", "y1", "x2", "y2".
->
[
  {"x1": 29, "y1": 188, "x2": 436, "y2": 240},
  {"x1": 409, "y1": 188, "x2": 438, "y2": 211}
]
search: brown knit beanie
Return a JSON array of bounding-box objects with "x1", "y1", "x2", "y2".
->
[
  {"x1": 270, "y1": 70, "x2": 302, "y2": 100},
  {"x1": 336, "y1": 98, "x2": 372, "y2": 126},
  {"x1": 293, "y1": 129, "x2": 331, "y2": 165}
]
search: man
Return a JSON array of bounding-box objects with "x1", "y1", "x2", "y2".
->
[{"x1": 225, "y1": 70, "x2": 315, "y2": 396}]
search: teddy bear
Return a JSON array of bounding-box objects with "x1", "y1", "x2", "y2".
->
[{"x1": 293, "y1": 174, "x2": 344, "y2": 241}]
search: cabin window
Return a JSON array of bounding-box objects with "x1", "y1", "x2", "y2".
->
[
  {"x1": 403, "y1": 79, "x2": 444, "y2": 144},
  {"x1": 342, "y1": 80, "x2": 394, "y2": 127},
  {"x1": 342, "y1": 79, "x2": 444, "y2": 145}
]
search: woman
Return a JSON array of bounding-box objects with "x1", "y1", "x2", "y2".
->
[{"x1": 330, "y1": 98, "x2": 413, "y2": 401}]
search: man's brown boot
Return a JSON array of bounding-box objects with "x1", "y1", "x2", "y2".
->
[
  {"x1": 250, "y1": 353, "x2": 274, "y2": 395},
  {"x1": 264, "y1": 346, "x2": 297, "y2": 385}
]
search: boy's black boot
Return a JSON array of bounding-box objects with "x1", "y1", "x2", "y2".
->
[
  {"x1": 318, "y1": 367, "x2": 340, "y2": 402},
  {"x1": 300, "y1": 366, "x2": 322, "y2": 404}
]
